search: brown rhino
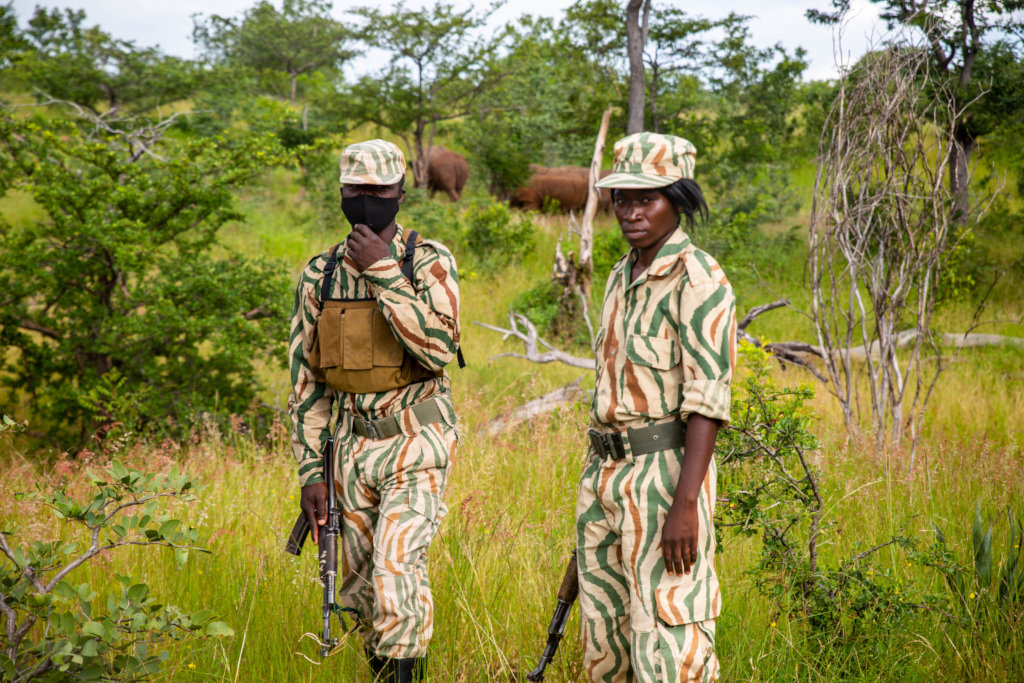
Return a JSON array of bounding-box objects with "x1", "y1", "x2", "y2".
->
[
  {"x1": 510, "y1": 166, "x2": 612, "y2": 213},
  {"x1": 426, "y1": 146, "x2": 469, "y2": 202}
]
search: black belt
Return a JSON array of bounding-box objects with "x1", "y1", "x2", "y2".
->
[
  {"x1": 352, "y1": 399, "x2": 445, "y2": 439},
  {"x1": 588, "y1": 421, "x2": 687, "y2": 460}
]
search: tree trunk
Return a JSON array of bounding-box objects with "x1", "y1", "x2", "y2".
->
[
  {"x1": 625, "y1": 0, "x2": 649, "y2": 134},
  {"x1": 649, "y1": 64, "x2": 660, "y2": 133},
  {"x1": 413, "y1": 122, "x2": 427, "y2": 188},
  {"x1": 949, "y1": 129, "x2": 974, "y2": 220}
]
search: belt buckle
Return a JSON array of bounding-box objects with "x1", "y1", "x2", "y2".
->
[
  {"x1": 607, "y1": 432, "x2": 625, "y2": 461},
  {"x1": 357, "y1": 417, "x2": 379, "y2": 440},
  {"x1": 589, "y1": 430, "x2": 624, "y2": 461}
]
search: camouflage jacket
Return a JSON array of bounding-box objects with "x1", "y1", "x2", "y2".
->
[
  {"x1": 592, "y1": 227, "x2": 736, "y2": 431},
  {"x1": 288, "y1": 224, "x2": 461, "y2": 486}
]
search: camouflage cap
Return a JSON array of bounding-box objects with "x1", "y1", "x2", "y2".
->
[
  {"x1": 594, "y1": 132, "x2": 697, "y2": 189},
  {"x1": 338, "y1": 139, "x2": 406, "y2": 185}
]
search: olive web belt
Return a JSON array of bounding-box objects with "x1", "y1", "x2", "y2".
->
[
  {"x1": 352, "y1": 398, "x2": 445, "y2": 440},
  {"x1": 588, "y1": 421, "x2": 688, "y2": 461}
]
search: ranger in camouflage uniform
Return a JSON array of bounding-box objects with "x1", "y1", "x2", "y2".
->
[
  {"x1": 577, "y1": 133, "x2": 736, "y2": 682},
  {"x1": 289, "y1": 139, "x2": 460, "y2": 683}
]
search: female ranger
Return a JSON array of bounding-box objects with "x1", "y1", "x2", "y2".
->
[{"x1": 577, "y1": 133, "x2": 736, "y2": 682}]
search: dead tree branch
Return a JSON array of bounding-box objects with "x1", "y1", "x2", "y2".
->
[{"x1": 474, "y1": 312, "x2": 596, "y2": 370}]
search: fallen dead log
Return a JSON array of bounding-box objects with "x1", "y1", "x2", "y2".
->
[
  {"x1": 485, "y1": 377, "x2": 587, "y2": 437},
  {"x1": 475, "y1": 301, "x2": 1023, "y2": 434}
]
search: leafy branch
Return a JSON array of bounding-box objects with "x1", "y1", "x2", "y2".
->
[{"x1": 0, "y1": 461, "x2": 233, "y2": 682}]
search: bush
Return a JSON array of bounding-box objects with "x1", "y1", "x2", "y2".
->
[
  {"x1": 0, "y1": 111, "x2": 290, "y2": 446},
  {"x1": 718, "y1": 344, "x2": 922, "y2": 661},
  {"x1": 0, "y1": 461, "x2": 233, "y2": 681},
  {"x1": 462, "y1": 201, "x2": 535, "y2": 268}
]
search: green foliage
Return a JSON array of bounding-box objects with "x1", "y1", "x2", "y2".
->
[
  {"x1": 461, "y1": 201, "x2": 536, "y2": 269},
  {"x1": 342, "y1": 1, "x2": 499, "y2": 188},
  {"x1": 592, "y1": 225, "x2": 627, "y2": 283},
  {"x1": 402, "y1": 195, "x2": 535, "y2": 271},
  {"x1": 399, "y1": 189, "x2": 465, "y2": 247},
  {"x1": 0, "y1": 461, "x2": 232, "y2": 681},
  {"x1": 917, "y1": 501, "x2": 1024, "y2": 616},
  {"x1": 718, "y1": 344, "x2": 920, "y2": 656},
  {"x1": 458, "y1": 13, "x2": 619, "y2": 196},
  {"x1": 9, "y1": 6, "x2": 199, "y2": 114},
  {"x1": 192, "y1": 0, "x2": 352, "y2": 104},
  {"x1": 509, "y1": 280, "x2": 563, "y2": 339},
  {"x1": 0, "y1": 111, "x2": 291, "y2": 446},
  {"x1": 1, "y1": 414, "x2": 27, "y2": 439}
]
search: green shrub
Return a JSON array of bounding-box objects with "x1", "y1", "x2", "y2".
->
[
  {"x1": 0, "y1": 461, "x2": 233, "y2": 681},
  {"x1": 719, "y1": 344, "x2": 922, "y2": 663},
  {"x1": 461, "y1": 201, "x2": 535, "y2": 268},
  {"x1": 0, "y1": 111, "x2": 289, "y2": 446}
]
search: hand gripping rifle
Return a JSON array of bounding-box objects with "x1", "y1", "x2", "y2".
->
[
  {"x1": 526, "y1": 551, "x2": 579, "y2": 681},
  {"x1": 285, "y1": 436, "x2": 344, "y2": 657}
]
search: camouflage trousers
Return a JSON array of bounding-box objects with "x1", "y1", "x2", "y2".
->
[
  {"x1": 332, "y1": 406, "x2": 456, "y2": 659},
  {"x1": 576, "y1": 445, "x2": 721, "y2": 683}
]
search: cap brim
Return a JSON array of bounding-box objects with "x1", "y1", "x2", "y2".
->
[
  {"x1": 339, "y1": 173, "x2": 405, "y2": 185},
  {"x1": 594, "y1": 172, "x2": 679, "y2": 189}
]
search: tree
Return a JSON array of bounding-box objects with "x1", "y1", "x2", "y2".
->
[
  {"x1": 625, "y1": 0, "x2": 651, "y2": 133},
  {"x1": 14, "y1": 6, "x2": 199, "y2": 114},
  {"x1": 344, "y1": 1, "x2": 502, "y2": 188},
  {"x1": 807, "y1": 0, "x2": 1024, "y2": 218},
  {"x1": 458, "y1": 13, "x2": 620, "y2": 197},
  {"x1": 0, "y1": 108, "x2": 290, "y2": 447},
  {"x1": 807, "y1": 42, "x2": 978, "y2": 459},
  {"x1": 192, "y1": 0, "x2": 352, "y2": 104}
]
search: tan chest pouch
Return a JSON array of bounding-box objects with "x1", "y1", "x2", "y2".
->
[{"x1": 309, "y1": 298, "x2": 440, "y2": 394}]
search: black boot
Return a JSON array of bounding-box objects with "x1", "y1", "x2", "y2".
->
[
  {"x1": 367, "y1": 651, "x2": 388, "y2": 681},
  {"x1": 377, "y1": 657, "x2": 427, "y2": 683}
]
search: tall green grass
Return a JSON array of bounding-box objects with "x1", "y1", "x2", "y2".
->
[{"x1": 2, "y1": 168, "x2": 1022, "y2": 681}]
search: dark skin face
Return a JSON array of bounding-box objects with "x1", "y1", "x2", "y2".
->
[
  {"x1": 613, "y1": 188, "x2": 682, "y2": 282},
  {"x1": 340, "y1": 181, "x2": 406, "y2": 272}
]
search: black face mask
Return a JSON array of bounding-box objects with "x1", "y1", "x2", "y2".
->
[{"x1": 341, "y1": 194, "x2": 401, "y2": 233}]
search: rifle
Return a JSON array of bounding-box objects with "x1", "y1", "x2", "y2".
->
[
  {"x1": 526, "y1": 550, "x2": 579, "y2": 681},
  {"x1": 285, "y1": 436, "x2": 341, "y2": 657}
]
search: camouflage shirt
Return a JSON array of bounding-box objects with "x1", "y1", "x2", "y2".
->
[
  {"x1": 592, "y1": 227, "x2": 736, "y2": 430},
  {"x1": 288, "y1": 224, "x2": 461, "y2": 486}
]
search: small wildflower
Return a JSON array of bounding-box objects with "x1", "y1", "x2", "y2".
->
[
  {"x1": 770, "y1": 621, "x2": 777, "y2": 628},
  {"x1": 969, "y1": 592, "x2": 975, "y2": 599},
  {"x1": 188, "y1": 662, "x2": 196, "y2": 670}
]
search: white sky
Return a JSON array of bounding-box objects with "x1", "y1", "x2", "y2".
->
[{"x1": 8, "y1": 0, "x2": 885, "y2": 81}]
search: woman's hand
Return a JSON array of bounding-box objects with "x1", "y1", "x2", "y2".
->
[{"x1": 662, "y1": 498, "x2": 700, "y2": 576}]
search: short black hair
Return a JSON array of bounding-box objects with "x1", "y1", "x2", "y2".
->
[
  {"x1": 658, "y1": 178, "x2": 708, "y2": 228},
  {"x1": 611, "y1": 178, "x2": 709, "y2": 229}
]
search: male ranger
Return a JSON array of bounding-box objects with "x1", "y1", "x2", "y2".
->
[{"x1": 289, "y1": 139, "x2": 461, "y2": 682}]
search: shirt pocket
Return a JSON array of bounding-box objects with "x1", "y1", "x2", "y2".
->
[{"x1": 626, "y1": 335, "x2": 679, "y2": 370}]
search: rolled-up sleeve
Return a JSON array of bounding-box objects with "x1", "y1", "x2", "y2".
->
[
  {"x1": 287, "y1": 259, "x2": 334, "y2": 486},
  {"x1": 678, "y1": 279, "x2": 736, "y2": 424},
  {"x1": 362, "y1": 244, "x2": 461, "y2": 372}
]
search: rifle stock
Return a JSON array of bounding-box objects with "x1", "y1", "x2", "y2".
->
[
  {"x1": 526, "y1": 550, "x2": 579, "y2": 681},
  {"x1": 285, "y1": 513, "x2": 310, "y2": 556}
]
